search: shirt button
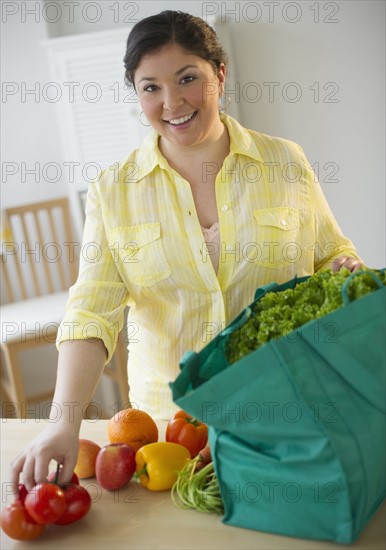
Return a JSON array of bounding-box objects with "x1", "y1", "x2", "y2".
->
[
  {"x1": 281, "y1": 219, "x2": 287, "y2": 226},
  {"x1": 221, "y1": 205, "x2": 228, "y2": 212}
]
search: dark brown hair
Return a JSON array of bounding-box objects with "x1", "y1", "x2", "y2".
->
[{"x1": 123, "y1": 10, "x2": 228, "y2": 87}]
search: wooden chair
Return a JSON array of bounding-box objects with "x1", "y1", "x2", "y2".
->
[{"x1": 1, "y1": 198, "x2": 129, "y2": 418}]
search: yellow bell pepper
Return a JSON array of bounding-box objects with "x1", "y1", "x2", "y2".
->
[{"x1": 135, "y1": 442, "x2": 191, "y2": 491}]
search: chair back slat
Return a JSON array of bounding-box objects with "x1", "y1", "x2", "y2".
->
[
  {"x1": 47, "y1": 208, "x2": 67, "y2": 290},
  {"x1": 33, "y1": 210, "x2": 55, "y2": 294},
  {"x1": 63, "y1": 206, "x2": 79, "y2": 283},
  {"x1": 1, "y1": 259, "x2": 16, "y2": 302},
  {"x1": 19, "y1": 213, "x2": 42, "y2": 296},
  {"x1": 3, "y1": 211, "x2": 30, "y2": 300},
  {"x1": 1, "y1": 198, "x2": 78, "y2": 304}
]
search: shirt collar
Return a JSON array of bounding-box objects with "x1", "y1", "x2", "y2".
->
[
  {"x1": 135, "y1": 112, "x2": 264, "y2": 182},
  {"x1": 220, "y1": 112, "x2": 264, "y2": 163},
  {"x1": 135, "y1": 129, "x2": 165, "y2": 181}
]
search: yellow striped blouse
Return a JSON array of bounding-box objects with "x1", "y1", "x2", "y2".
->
[{"x1": 57, "y1": 113, "x2": 360, "y2": 419}]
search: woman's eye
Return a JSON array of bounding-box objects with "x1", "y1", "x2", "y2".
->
[
  {"x1": 143, "y1": 84, "x2": 159, "y2": 92},
  {"x1": 181, "y1": 75, "x2": 195, "y2": 85}
]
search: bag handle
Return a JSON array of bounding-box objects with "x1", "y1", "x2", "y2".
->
[
  {"x1": 223, "y1": 278, "x2": 302, "y2": 338},
  {"x1": 219, "y1": 282, "x2": 279, "y2": 338},
  {"x1": 254, "y1": 281, "x2": 279, "y2": 301},
  {"x1": 221, "y1": 279, "x2": 288, "y2": 339},
  {"x1": 221, "y1": 307, "x2": 252, "y2": 337},
  {"x1": 341, "y1": 270, "x2": 384, "y2": 306},
  {"x1": 171, "y1": 350, "x2": 204, "y2": 399},
  {"x1": 253, "y1": 276, "x2": 309, "y2": 302}
]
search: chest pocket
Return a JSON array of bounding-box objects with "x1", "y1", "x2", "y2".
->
[
  {"x1": 253, "y1": 207, "x2": 301, "y2": 267},
  {"x1": 108, "y1": 222, "x2": 171, "y2": 286}
]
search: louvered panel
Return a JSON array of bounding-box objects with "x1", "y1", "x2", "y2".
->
[
  {"x1": 67, "y1": 50, "x2": 125, "y2": 68},
  {"x1": 75, "y1": 104, "x2": 135, "y2": 120},
  {"x1": 65, "y1": 52, "x2": 142, "y2": 169}
]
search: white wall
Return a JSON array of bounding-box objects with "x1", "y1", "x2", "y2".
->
[
  {"x1": 230, "y1": 1, "x2": 385, "y2": 268},
  {"x1": 1, "y1": 0, "x2": 67, "y2": 209}
]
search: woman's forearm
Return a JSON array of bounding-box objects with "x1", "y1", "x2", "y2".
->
[
  {"x1": 10, "y1": 339, "x2": 108, "y2": 488},
  {"x1": 51, "y1": 339, "x2": 107, "y2": 429}
]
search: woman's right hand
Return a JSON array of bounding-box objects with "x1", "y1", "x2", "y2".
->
[
  {"x1": 10, "y1": 422, "x2": 80, "y2": 494},
  {"x1": 9, "y1": 339, "x2": 108, "y2": 496}
]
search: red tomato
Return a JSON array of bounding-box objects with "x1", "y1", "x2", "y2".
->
[
  {"x1": 24, "y1": 483, "x2": 67, "y2": 525},
  {"x1": 166, "y1": 410, "x2": 209, "y2": 458},
  {"x1": 17, "y1": 483, "x2": 28, "y2": 504},
  {"x1": 54, "y1": 484, "x2": 91, "y2": 526},
  {"x1": 1, "y1": 501, "x2": 45, "y2": 541}
]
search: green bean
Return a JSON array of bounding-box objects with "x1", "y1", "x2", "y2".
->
[{"x1": 171, "y1": 456, "x2": 224, "y2": 514}]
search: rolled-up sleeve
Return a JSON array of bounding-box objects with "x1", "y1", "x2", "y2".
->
[
  {"x1": 298, "y1": 146, "x2": 362, "y2": 271},
  {"x1": 56, "y1": 177, "x2": 129, "y2": 363}
]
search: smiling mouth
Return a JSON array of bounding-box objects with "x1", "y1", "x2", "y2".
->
[{"x1": 165, "y1": 111, "x2": 197, "y2": 126}]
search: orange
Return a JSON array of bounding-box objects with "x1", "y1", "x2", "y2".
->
[{"x1": 107, "y1": 408, "x2": 158, "y2": 453}]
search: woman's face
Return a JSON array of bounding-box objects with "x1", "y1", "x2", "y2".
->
[{"x1": 134, "y1": 42, "x2": 226, "y2": 151}]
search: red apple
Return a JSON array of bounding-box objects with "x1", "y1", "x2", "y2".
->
[{"x1": 95, "y1": 443, "x2": 136, "y2": 491}]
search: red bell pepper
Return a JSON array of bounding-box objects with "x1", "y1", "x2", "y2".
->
[{"x1": 166, "y1": 410, "x2": 208, "y2": 458}]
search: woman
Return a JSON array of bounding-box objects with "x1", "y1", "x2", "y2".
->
[{"x1": 11, "y1": 10, "x2": 362, "y2": 489}]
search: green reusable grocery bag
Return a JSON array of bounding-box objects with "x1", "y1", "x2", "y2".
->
[{"x1": 170, "y1": 270, "x2": 386, "y2": 543}]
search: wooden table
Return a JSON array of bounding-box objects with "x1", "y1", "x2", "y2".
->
[{"x1": 1, "y1": 419, "x2": 384, "y2": 549}]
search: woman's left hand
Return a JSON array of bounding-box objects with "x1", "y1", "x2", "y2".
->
[{"x1": 332, "y1": 256, "x2": 364, "y2": 273}]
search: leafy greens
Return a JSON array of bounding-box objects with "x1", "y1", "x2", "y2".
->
[{"x1": 225, "y1": 268, "x2": 385, "y2": 365}]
